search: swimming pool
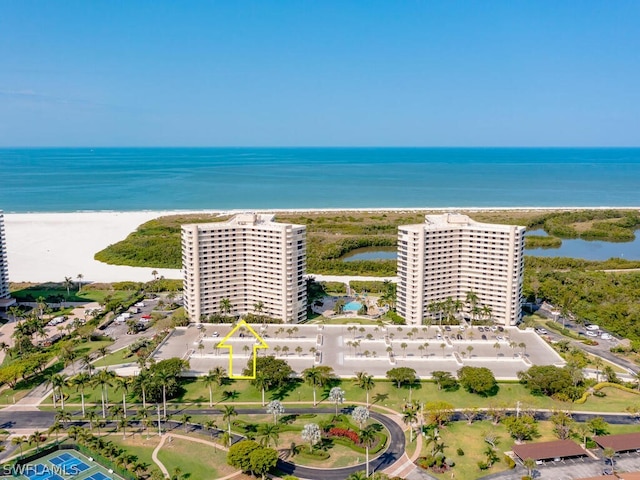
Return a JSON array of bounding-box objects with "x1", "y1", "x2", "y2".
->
[{"x1": 343, "y1": 301, "x2": 363, "y2": 312}]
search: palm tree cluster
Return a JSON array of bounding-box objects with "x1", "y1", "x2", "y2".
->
[
  {"x1": 65, "y1": 427, "x2": 156, "y2": 478},
  {"x1": 426, "y1": 290, "x2": 492, "y2": 326},
  {"x1": 376, "y1": 280, "x2": 397, "y2": 310}
]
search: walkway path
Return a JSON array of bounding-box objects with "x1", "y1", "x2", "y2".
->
[
  {"x1": 151, "y1": 434, "x2": 170, "y2": 478},
  {"x1": 156, "y1": 433, "x2": 242, "y2": 480}
]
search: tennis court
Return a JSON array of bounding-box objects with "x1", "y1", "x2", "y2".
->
[{"x1": 16, "y1": 450, "x2": 121, "y2": 480}]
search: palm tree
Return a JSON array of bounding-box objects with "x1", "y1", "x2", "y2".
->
[
  {"x1": 466, "y1": 290, "x2": 479, "y2": 323},
  {"x1": 204, "y1": 419, "x2": 218, "y2": 440},
  {"x1": 76, "y1": 273, "x2": 84, "y2": 292},
  {"x1": 11, "y1": 435, "x2": 26, "y2": 457},
  {"x1": 118, "y1": 417, "x2": 129, "y2": 439},
  {"x1": 138, "y1": 368, "x2": 151, "y2": 409},
  {"x1": 302, "y1": 366, "x2": 333, "y2": 407},
  {"x1": 222, "y1": 405, "x2": 237, "y2": 446},
  {"x1": 86, "y1": 409, "x2": 98, "y2": 432},
  {"x1": 48, "y1": 421, "x2": 63, "y2": 443},
  {"x1": 63, "y1": 276, "x2": 74, "y2": 298},
  {"x1": 257, "y1": 423, "x2": 280, "y2": 448},
  {"x1": 359, "y1": 425, "x2": 377, "y2": 478},
  {"x1": 203, "y1": 370, "x2": 219, "y2": 407},
  {"x1": 97, "y1": 346, "x2": 110, "y2": 367},
  {"x1": 55, "y1": 409, "x2": 71, "y2": 426},
  {"x1": 219, "y1": 298, "x2": 233, "y2": 315},
  {"x1": 80, "y1": 354, "x2": 94, "y2": 377},
  {"x1": 482, "y1": 305, "x2": 492, "y2": 323},
  {"x1": 403, "y1": 408, "x2": 418, "y2": 442},
  {"x1": 493, "y1": 341, "x2": 501, "y2": 357},
  {"x1": 353, "y1": 371, "x2": 375, "y2": 408},
  {"x1": 70, "y1": 372, "x2": 90, "y2": 418},
  {"x1": 48, "y1": 373, "x2": 67, "y2": 410},
  {"x1": 28, "y1": 431, "x2": 45, "y2": 451},
  {"x1": 115, "y1": 376, "x2": 132, "y2": 418},
  {"x1": 92, "y1": 369, "x2": 115, "y2": 418},
  {"x1": 156, "y1": 370, "x2": 172, "y2": 419},
  {"x1": 180, "y1": 413, "x2": 192, "y2": 432},
  {"x1": 523, "y1": 457, "x2": 536, "y2": 478},
  {"x1": 210, "y1": 366, "x2": 227, "y2": 386},
  {"x1": 254, "y1": 371, "x2": 269, "y2": 407}
]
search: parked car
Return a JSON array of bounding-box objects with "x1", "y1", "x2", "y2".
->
[
  {"x1": 586, "y1": 330, "x2": 598, "y2": 337},
  {"x1": 601, "y1": 333, "x2": 613, "y2": 340},
  {"x1": 535, "y1": 328, "x2": 548, "y2": 335},
  {"x1": 478, "y1": 326, "x2": 484, "y2": 332}
]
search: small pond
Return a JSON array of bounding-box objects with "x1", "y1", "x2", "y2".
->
[
  {"x1": 339, "y1": 231, "x2": 640, "y2": 263},
  {"x1": 526, "y1": 229, "x2": 640, "y2": 261},
  {"x1": 342, "y1": 246, "x2": 397, "y2": 261}
]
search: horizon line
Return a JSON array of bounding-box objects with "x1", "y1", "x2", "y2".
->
[{"x1": 2, "y1": 145, "x2": 640, "y2": 149}]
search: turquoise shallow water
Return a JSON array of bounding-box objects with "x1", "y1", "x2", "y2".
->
[{"x1": 1, "y1": 147, "x2": 639, "y2": 212}]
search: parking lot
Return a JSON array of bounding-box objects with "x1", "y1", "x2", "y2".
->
[{"x1": 153, "y1": 323, "x2": 564, "y2": 379}]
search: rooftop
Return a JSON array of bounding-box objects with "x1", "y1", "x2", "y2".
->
[
  {"x1": 512, "y1": 439, "x2": 588, "y2": 461},
  {"x1": 594, "y1": 433, "x2": 640, "y2": 453}
]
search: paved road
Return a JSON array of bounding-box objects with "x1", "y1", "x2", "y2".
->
[
  {"x1": 0, "y1": 410, "x2": 56, "y2": 430},
  {"x1": 536, "y1": 304, "x2": 638, "y2": 375},
  {"x1": 0, "y1": 407, "x2": 404, "y2": 480}
]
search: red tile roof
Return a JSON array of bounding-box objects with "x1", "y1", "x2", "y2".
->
[
  {"x1": 512, "y1": 439, "x2": 588, "y2": 461},
  {"x1": 594, "y1": 433, "x2": 640, "y2": 452}
]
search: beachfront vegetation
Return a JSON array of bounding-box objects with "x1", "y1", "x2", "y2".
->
[
  {"x1": 524, "y1": 256, "x2": 640, "y2": 341},
  {"x1": 91, "y1": 209, "x2": 640, "y2": 339},
  {"x1": 524, "y1": 235, "x2": 562, "y2": 249},
  {"x1": 94, "y1": 209, "x2": 640, "y2": 273}
]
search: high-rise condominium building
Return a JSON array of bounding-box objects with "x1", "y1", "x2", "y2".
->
[
  {"x1": 0, "y1": 211, "x2": 15, "y2": 309},
  {"x1": 397, "y1": 213, "x2": 525, "y2": 326},
  {"x1": 181, "y1": 213, "x2": 307, "y2": 323}
]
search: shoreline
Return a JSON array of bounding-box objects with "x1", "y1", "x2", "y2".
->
[
  {"x1": 3, "y1": 205, "x2": 640, "y2": 215},
  {"x1": 3, "y1": 207, "x2": 640, "y2": 284}
]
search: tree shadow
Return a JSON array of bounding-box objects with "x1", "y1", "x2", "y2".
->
[
  {"x1": 270, "y1": 378, "x2": 302, "y2": 401},
  {"x1": 372, "y1": 393, "x2": 389, "y2": 405},
  {"x1": 222, "y1": 390, "x2": 239, "y2": 401}
]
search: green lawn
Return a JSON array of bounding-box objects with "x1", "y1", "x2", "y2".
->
[
  {"x1": 47, "y1": 376, "x2": 638, "y2": 415},
  {"x1": 107, "y1": 433, "x2": 161, "y2": 471},
  {"x1": 96, "y1": 348, "x2": 137, "y2": 367},
  {"x1": 10, "y1": 284, "x2": 133, "y2": 304},
  {"x1": 420, "y1": 419, "x2": 640, "y2": 480},
  {"x1": 156, "y1": 436, "x2": 237, "y2": 479}
]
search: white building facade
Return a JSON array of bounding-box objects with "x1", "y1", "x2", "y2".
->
[
  {"x1": 0, "y1": 211, "x2": 15, "y2": 309},
  {"x1": 181, "y1": 213, "x2": 307, "y2": 323},
  {"x1": 397, "y1": 213, "x2": 525, "y2": 326}
]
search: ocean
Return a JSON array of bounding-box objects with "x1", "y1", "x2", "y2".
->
[{"x1": 1, "y1": 147, "x2": 639, "y2": 213}]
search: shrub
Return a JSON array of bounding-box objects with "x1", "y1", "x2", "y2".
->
[
  {"x1": 457, "y1": 448, "x2": 465, "y2": 456},
  {"x1": 477, "y1": 461, "x2": 490, "y2": 470},
  {"x1": 328, "y1": 427, "x2": 359, "y2": 444},
  {"x1": 504, "y1": 454, "x2": 516, "y2": 469}
]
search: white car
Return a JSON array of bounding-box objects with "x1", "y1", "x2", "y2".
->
[
  {"x1": 212, "y1": 332, "x2": 219, "y2": 337},
  {"x1": 586, "y1": 324, "x2": 600, "y2": 331},
  {"x1": 600, "y1": 333, "x2": 613, "y2": 340},
  {"x1": 586, "y1": 330, "x2": 598, "y2": 337},
  {"x1": 535, "y1": 328, "x2": 548, "y2": 335}
]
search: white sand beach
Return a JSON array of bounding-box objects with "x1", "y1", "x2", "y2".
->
[
  {"x1": 4, "y1": 207, "x2": 638, "y2": 284},
  {"x1": 4, "y1": 211, "x2": 185, "y2": 283}
]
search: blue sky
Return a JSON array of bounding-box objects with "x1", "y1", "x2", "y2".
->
[{"x1": 1, "y1": 1, "x2": 639, "y2": 146}]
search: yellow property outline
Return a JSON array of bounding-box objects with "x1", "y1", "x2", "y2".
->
[{"x1": 216, "y1": 320, "x2": 269, "y2": 379}]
